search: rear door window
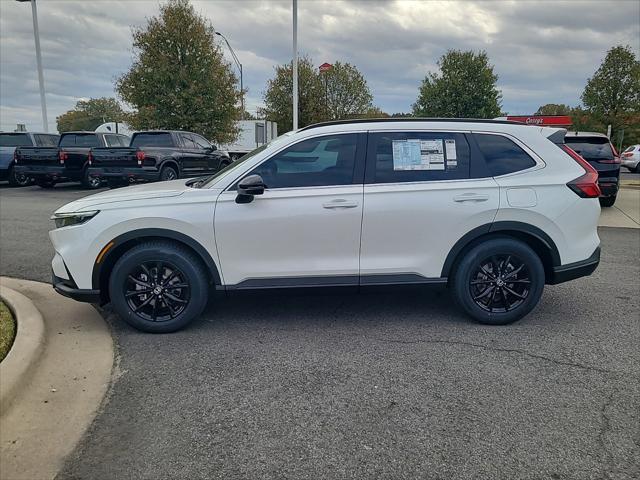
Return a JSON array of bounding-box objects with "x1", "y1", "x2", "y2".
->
[
  {"x1": 565, "y1": 137, "x2": 614, "y2": 162},
  {"x1": 473, "y1": 134, "x2": 537, "y2": 176},
  {"x1": 59, "y1": 134, "x2": 100, "y2": 147},
  {"x1": 130, "y1": 133, "x2": 174, "y2": 148},
  {"x1": 367, "y1": 131, "x2": 470, "y2": 183}
]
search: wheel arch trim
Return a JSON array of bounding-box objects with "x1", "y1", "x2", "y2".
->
[
  {"x1": 91, "y1": 228, "x2": 222, "y2": 294},
  {"x1": 440, "y1": 221, "x2": 561, "y2": 278}
]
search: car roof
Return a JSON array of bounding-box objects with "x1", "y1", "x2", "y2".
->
[{"x1": 0, "y1": 131, "x2": 56, "y2": 135}]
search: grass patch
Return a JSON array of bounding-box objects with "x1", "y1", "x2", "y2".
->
[{"x1": 0, "y1": 301, "x2": 16, "y2": 362}]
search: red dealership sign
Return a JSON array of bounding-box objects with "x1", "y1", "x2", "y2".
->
[
  {"x1": 506, "y1": 115, "x2": 572, "y2": 127},
  {"x1": 319, "y1": 62, "x2": 333, "y2": 73}
]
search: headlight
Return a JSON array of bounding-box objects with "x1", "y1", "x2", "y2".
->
[{"x1": 51, "y1": 210, "x2": 99, "y2": 229}]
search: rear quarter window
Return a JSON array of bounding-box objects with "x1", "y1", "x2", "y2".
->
[{"x1": 473, "y1": 134, "x2": 537, "y2": 176}]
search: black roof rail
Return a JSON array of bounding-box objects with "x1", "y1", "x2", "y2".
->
[{"x1": 299, "y1": 117, "x2": 522, "y2": 132}]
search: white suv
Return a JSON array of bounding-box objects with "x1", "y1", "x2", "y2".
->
[{"x1": 50, "y1": 119, "x2": 602, "y2": 332}]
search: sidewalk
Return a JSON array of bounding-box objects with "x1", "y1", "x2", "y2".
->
[
  {"x1": 0, "y1": 277, "x2": 113, "y2": 480},
  {"x1": 598, "y1": 187, "x2": 640, "y2": 229}
]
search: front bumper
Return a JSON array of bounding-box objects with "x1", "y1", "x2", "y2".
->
[
  {"x1": 549, "y1": 247, "x2": 600, "y2": 285},
  {"x1": 52, "y1": 272, "x2": 101, "y2": 303},
  {"x1": 88, "y1": 166, "x2": 160, "y2": 182}
]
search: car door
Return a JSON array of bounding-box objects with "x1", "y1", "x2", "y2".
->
[
  {"x1": 178, "y1": 133, "x2": 201, "y2": 175},
  {"x1": 214, "y1": 132, "x2": 366, "y2": 287},
  {"x1": 191, "y1": 133, "x2": 218, "y2": 173},
  {"x1": 360, "y1": 130, "x2": 500, "y2": 283}
]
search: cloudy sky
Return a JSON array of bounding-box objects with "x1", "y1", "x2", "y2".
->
[{"x1": 0, "y1": 0, "x2": 638, "y2": 132}]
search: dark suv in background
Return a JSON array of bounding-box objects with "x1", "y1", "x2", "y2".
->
[{"x1": 565, "y1": 131, "x2": 620, "y2": 207}]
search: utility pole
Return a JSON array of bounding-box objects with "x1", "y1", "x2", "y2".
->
[
  {"x1": 17, "y1": 0, "x2": 48, "y2": 132},
  {"x1": 216, "y1": 31, "x2": 244, "y2": 119},
  {"x1": 292, "y1": 0, "x2": 298, "y2": 130}
]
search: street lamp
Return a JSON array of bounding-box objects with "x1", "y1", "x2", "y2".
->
[
  {"x1": 215, "y1": 31, "x2": 244, "y2": 119},
  {"x1": 16, "y1": 0, "x2": 48, "y2": 132}
]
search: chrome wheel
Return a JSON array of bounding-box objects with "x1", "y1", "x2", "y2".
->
[
  {"x1": 469, "y1": 255, "x2": 531, "y2": 313},
  {"x1": 124, "y1": 261, "x2": 190, "y2": 322}
]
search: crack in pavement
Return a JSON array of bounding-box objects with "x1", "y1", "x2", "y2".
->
[
  {"x1": 367, "y1": 336, "x2": 632, "y2": 378},
  {"x1": 597, "y1": 389, "x2": 617, "y2": 480}
]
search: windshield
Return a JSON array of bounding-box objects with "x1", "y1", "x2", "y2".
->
[
  {"x1": 565, "y1": 137, "x2": 614, "y2": 161},
  {"x1": 0, "y1": 133, "x2": 32, "y2": 147}
]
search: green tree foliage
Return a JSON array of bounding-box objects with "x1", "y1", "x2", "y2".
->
[
  {"x1": 413, "y1": 50, "x2": 502, "y2": 118},
  {"x1": 56, "y1": 97, "x2": 125, "y2": 132},
  {"x1": 581, "y1": 45, "x2": 640, "y2": 148},
  {"x1": 116, "y1": 0, "x2": 240, "y2": 143},
  {"x1": 321, "y1": 62, "x2": 374, "y2": 120},
  {"x1": 262, "y1": 57, "x2": 375, "y2": 132},
  {"x1": 534, "y1": 104, "x2": 572, "y2": 116}
]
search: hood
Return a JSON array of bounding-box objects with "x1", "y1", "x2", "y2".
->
[{"x1": 55, "y1": 179, "x2": 192, "y2": 213}]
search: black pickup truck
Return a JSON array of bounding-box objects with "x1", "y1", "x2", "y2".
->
[
  {"x1": 88, "y1": 130, "x2": 230, "y2": 187},
  {"x1": 14, "y1": 131, "x2": 130, "y2": 189}
]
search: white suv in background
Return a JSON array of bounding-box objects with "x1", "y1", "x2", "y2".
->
[
  {"x1": 621, "y1": 144, "x2": 640, "y2": 172},
  {"x1": 50, "y1": 119, "x2": 602, "y2": 333}
]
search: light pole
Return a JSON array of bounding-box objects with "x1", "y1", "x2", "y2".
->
[
  {"x1": 292, "y1": 0, "x2": 298, "y2": 130},
  {"x1": 16, "y1": 0, "x2": 48, "y2": 132},
  {"x1": 215, "y1": 31, "x2": 244, "y2": 119}
]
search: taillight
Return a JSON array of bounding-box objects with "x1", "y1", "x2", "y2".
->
[
  {"x1": 13, "y1": 150, "x2": 18, "y2": 164},
  {"x1": 136, "y1": 150, "x2": 145, "y2": 165},
  {"x1": 88, "y1": 151, "x2": 93, "y2": 165},
  {"x1": 562, "y1": 145, "x2": 601, "y2": 198},
  {"x1": 59, "y1": 151, "x2": 68, "y2": 165}
]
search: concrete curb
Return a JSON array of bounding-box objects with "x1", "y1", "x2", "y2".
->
[{"x1": 0, "y1": 285, "x2": 46, "y2": 417}]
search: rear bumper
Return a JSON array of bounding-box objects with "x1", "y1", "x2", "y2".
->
[
  {"x1": 89, "y1": 166, "x2": 160, "y2": 181},
  {"x1": 52, "y1": 272, "x2": 101, "y2": 304},
  {"x1": 15, "y1": 165, "x2": 70, "y2": 180},
  {"x1": 621, "y1": 158, "x2": 639, "y2": 169},
  {"x1": 549, "y1": 246, "x2": 600, "y2": 285}
]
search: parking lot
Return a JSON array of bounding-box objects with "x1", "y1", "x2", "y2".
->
[{"x1": 1, "y1": 182, "x2": 639, "y2": 479}]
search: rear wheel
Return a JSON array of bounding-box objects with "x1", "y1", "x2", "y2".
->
[
  {"x1": 160, "y1": 165, "x2": 178, "y2": 181},
  {"x1": 452, "y1": 237, "x2": 545, "y2": 325},
  {"x1": 599, "y1": 196, "x2": 616, "y2": 208},
  {"x1": 8, "y1": 166, "x2": 31, "y2": 187},
  {"x1": 81, "y1": 168, "x2": 102, "y2": 189},
  {"x1": 108, "y1": 241, "x2": 209, "y2": 333}
]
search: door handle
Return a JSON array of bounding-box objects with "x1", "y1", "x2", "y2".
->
[
  {"x1": 322, "y1": 199, "x2": 359, "y2": 209},
  {"x1": 453, "y1": 193, "x2": 490, "y2": 203}
]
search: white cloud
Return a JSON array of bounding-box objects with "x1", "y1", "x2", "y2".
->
[{"x1": 1, "y1": 0, "x2": 638, "y2": 132}]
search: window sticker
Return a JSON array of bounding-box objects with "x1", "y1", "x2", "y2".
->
[
  {"x1": 392, "y1": 139, "x2": 445, "y2": 171},
  {"x1": 445, "y1": 139, "x2": 457, "y2": 168}
]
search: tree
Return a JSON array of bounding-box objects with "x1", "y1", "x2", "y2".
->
[
  {"x1": 413, "y1": 50, "x2": 502, "y2": 118},
  {"x1": 116, "y1": 0, "x2": 240, "y2": 143},
  {"x1": 56, "y1": 97, "x2": 126, "y2": 132},
  {"x1": 535, "y1": 104, "x2": 572, "y2": 116},
  {"x1": 321, "y1": 62, "x2": 374, "y2": 121},
  {"x1": 581, "y1": 45, "x2": 640, "y2": 146},
  {"x1": 261, "y1": 56, "x2": 323, "y2": 132},
  {"x1": 262, "y1": 58, "x2": 375, "y2": 132}
]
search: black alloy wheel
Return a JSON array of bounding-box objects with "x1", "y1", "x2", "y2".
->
[
  {"x1": 469, "y1": 254, "x2": 531, "y2": 313},
  {"x1": 8, "y1": 167, "x2": 31, "y2": 187},
  {"x1": 160, "y1": 166, "x2": 178, "y2": 181},
  {"x1": 125, "y1": 261, "x2": 191, "y2": 323}
]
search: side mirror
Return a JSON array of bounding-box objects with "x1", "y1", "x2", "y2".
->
[{"x1": 235, "y1": 174, "x2": 266, "y2": 204}]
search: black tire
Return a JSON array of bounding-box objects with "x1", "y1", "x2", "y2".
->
[
  {"x1": 81, "y1": 168, "x2": 102, "y2": 189},
  {"x1": 36, "y1": 179, "x2": 56, "y2": 189},
  {"x1": 160, "y1": 165, "x2": 178, "y2": 181},
  {"x1": 599, "y1": 196, "x2": 616, "y2": 208},
  {"x1": 451, "y1": 237, "x2": 545, "y2": 325},
  {"x1": 108, "y1": 241, "x2": 209, "y2": 333},
  {"x1": 8, "y1": 166, "x2": 31, "y2": 187}
]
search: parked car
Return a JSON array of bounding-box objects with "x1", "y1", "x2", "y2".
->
[
  {"x1": 14, "y1": 131, "x2": 129, "y2": 189},
  {"x1": 50, "y1": 118, "x2": 601, "y2": 333},
  {"x1": 218, "y1": 120, "x2": 278, "y2": 160},
  {"x1": 620, "y1": 144, "x2": 640, "y2": 173},
  {"x1": 564, "y1": 132, "x2": 620, "y2": 207},
  {"x1": 0, "y1": 131, "x2": 59, "y2": 186},
  {"x1": 88, "y1": 130, "x2": 231, "y2": 188}
]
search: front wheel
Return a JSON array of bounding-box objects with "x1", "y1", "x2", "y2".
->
[
  {"x1": 451, "y1": 237, "x2": 545, "y2": 325},
  {"x1": 109, "y1": 241, "x2": 209, "y2": 333},
  {"x1": 599, "y1": 195, "x2": 616, "y2": 208},
  {"x1": 8, "y1": 166, "x2": 31, "y2": 187}
]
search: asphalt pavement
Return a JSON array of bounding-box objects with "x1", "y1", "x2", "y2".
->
[{"x1": 1, "y1": 182, "x2": 639, "y2": 480}]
